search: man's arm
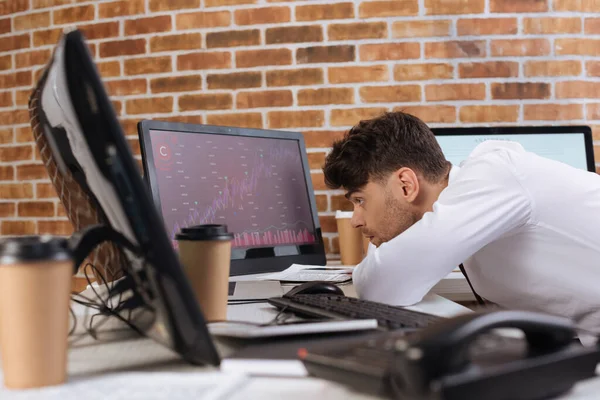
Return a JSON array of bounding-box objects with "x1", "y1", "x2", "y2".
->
[{"x1": 352, "y1": 152, "x2": 533, "y2": 306}]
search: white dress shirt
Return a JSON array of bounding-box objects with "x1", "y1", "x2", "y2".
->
[{"x1": 353, "y1": 140, "x2": 600, "y2": 338}]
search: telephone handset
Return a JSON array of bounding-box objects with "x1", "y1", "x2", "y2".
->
[{"x1": 390, "y1": 310, "x2": 600, "y2": 400}]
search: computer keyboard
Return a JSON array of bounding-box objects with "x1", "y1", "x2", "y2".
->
[{"x1": 268, "y1": 294, "x2": 442, "y2": 330}]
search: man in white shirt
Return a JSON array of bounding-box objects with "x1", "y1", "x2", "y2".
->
[{"x1": 323, "y1": 111, "x2": 600, "y2": 339}]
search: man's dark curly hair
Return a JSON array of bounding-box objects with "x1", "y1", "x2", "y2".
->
[{"x1": 323, "y1": 112, "x2": 450, "y2": 192}]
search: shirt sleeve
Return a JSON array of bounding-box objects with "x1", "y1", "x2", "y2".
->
[{"x1": 352, "y1": 149, "x2": 533, "y2": 306}]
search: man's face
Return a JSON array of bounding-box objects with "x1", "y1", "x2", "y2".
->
[{"x1": 347, "y1": 178, "x2": 420, "y2": 247}]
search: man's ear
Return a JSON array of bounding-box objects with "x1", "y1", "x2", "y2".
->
[{"x1": 390, "y1": 167, "x2": 420, "y2": 203}]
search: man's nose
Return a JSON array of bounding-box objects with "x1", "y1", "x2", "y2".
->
[{"x1": 351, "y1": 210, "x2": 364, "y2": 228}]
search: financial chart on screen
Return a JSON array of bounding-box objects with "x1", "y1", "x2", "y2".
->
[
  {"x1": 148, "y1": 129, "x2": 317, "y2": 249},
  {"x1": 435, "y1": 133, "x2": 589, "y2": 171}
]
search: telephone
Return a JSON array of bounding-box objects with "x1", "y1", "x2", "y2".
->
[{"x1": 300, "y1": 310, "x2": 600, "y2": 400}]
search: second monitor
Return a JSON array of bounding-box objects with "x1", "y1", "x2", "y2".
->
[{"x1": 138, "y1": 120, "x2": 326, "y2": 276}]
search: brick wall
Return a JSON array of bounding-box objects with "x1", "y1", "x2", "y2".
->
[{"x1": 1, "y1": 0, "x2": 600, "y2": 260}]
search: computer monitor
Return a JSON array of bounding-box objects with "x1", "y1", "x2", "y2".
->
[
  {"x1": 33, "y1": 30, "x2": 219, "y2": 365},
  {"x1": 138, "y1": 121, "x2": 327, "y2": 276},
  {"x1": 432, "y1": 126, "x2": 595, "y2": 172}
]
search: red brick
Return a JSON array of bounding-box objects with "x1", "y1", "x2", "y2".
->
[
  {"x1": 0, "y1": 203, "x2": 15, "y2": 217},
  {"x1": 0, "y1": 34, "x2": 30, "y2": 53},
  {"x1": 126, "y1": 97, "x2": 173, "y2": 115},
  {"x1": 236, "y1": 90, "x2": 292, "y2": 109},
  {"x1": 459, "y1": 61, "x2": 519, "y2": 78},
  {"x1": 0, "y1": 55, "x2": 11, "y2": 71},
  {"x1": 18, "y1": 201, "x2": 54, "y2": 217},
  {"x1": 426, "y1": 84, "x2": 485, "y2": 101},
  {"x1": 2, "y1": 221, "x2": 36, "y2": 236},
  {"x1": 490, "y1": 0, "x2": 548, "y2": 12},
  {"x1": 125, "y1": 16, "x2": 172, "y2": 35},
  {"x1": 235, "y1": 6, "x2": 290, "y2": 25},
  {"x1": 124, "y1": 56, "x2": 171, "y2": 76},
  {"x1": 315, "y1": 194, "x2": 328, "y2": 212},
  {"x1": 105, "y1": 79, "x2": 147, "y2": 96},
  {"x1": 33, "y1": 28, "x2": 61, "y2": 47},
  {"x1": 0, "y1": 91, "x2": 11, "y2": 108},
  {"x1": 296, "y1": 3, "x2": 354, "y2": 21},
  {"x1": 492, "y1": 39, "x2": 551, "y2": 56},
  {"x1": 459, "y1": 105, "x2": 519, "y2": 123},
  {"x1": 100, "y1": 39, "x2": 146, "y2": 58},
  {"x1": 392, "y1": 20, "x2": 451, "y2": 38},
  {"x1": 328, "y1": 22, "x2": 387, "y2": 40},
  {"x1": 525, "y1": 60, "x2": 582, "y2": 77},
  {"x1": 0, "y1": 146, "x2": 32, "y2": 162},
  {"x1": 236, "y1": 49, "x2": 292, "y2": 68},
  {"x1": 15, "y1": 90, "x2": 31, "y2": 107},
  {"x1": 177, "y1": 51, "x2": 231, "y2": 70},
  {"x1": 554, "y1": 0, "x2": 600, "y2": 11},
  {"x1": 586, "y1": 18, "x2": 600, "y2": 34},
  {"x1": 360, "y1": 85, "x2": 421, "y2": 103},
  {"x1": 0, "y1": 183, "x2": 33, "y2": 199},
  {"x1": 587, "y1": 104, "x2": 600, "y2": 120},
  {"x1": 0, "y1": 165, "x2": 13, "y2": 179},
  {"x1": 0, "y1": 18, "x2": 9, "y2": 35},
  {"x1": 207, "y1": 30, "x2": 260, "y2": 48},
  {"x1": 524, "y1": 104, "x2": 583, "y2": 121},
  {"x1": 14, "y1": 11, "x2": 49, "y2": 31},
  {"x1": 151, "y1": 33, "x2": 201, "y2": 52},
  {"x1": 297, "y1": 45, "x2": 355, "y2": 64},
  {"x1": 307, "y1": 152, "x2": 327, "y2": 170},
  {"x1": 394, "y1": 63, "x2": 453, "y2": 81},
  {"x1": 179, "y1": 93, "x2": 233, "y2": 111},
  {"x1": 176, "y1": 11, "x2": 231, "y2": 30},
  {"x1": 53, "y1": 5, "x2": 94, "y2": 25},
  {"x1": 0, "y1": 0, "x2": 28, "y2": 15},
  {"x1": 359, "y1": 1, "x2": 419, "y2": 18},
  {"x1": 150, "y1": 75, "x2": 202, "y2": 93},
  {"x1": 426, "y1": 41, "x2": 485, "y2": 58},
  {"x1": 36, "y1": 183, "x2": 56, "y2": 198},
  {"x1": 556, "y1": 39, "x2": 600, "y2": 56},
  {"x1": 76, "y1": 22, "x2": 119, "y2": 41},
  {"x1": 394, "y1": 105, "x2": 456, "y2": 123},
  {"x1": 15, "y1": 127, "x2": 30, "y2": 143},
  {"x1": 457, "y1": 18, "x2": 517, "y2": 35},
  {"x1": 207, "y1": 72, "x2": 261, "y2": 90},
  {"x1": 32, "y1": 0, "x2": 70, "y2": 8},
  {"x1": 556, "y1": 81, "x2": 600, "y2": 99},
  {"x1": 298, "y1": 88, "x2": 354, "y2": 106},
  {"x1": 206, "y1": 113, "x2": 262, "y2": 129},
  {"x1": 267, "y1": 68, "x2": 323, "y2": 87},
  {"x1": 330, "y1": 65, "x2": 388, "y2": 84},
  {"x1": 359, "y1": 43, "x2": 420, "y2": 61},
  {"x1": 0, "y1": 71, "x2": 31, "y2": 89},
  {"x1": 38, "y1": 220, "x2": 73, "y2": 236},
  {"x1": 492, "y1": 83, "x2": 550, "y2": 100},
  {"x1": 0, "y1": 109, "x2": 29, "y2": 125},
  {"x1": 312, "y1": 174, "x2": 328, "y2": 191},
  {"x1": 524, "y1": 17, "x2": 581, "y2": 34},
  {"x1": 330, "y1": 108, "x2": 387, "y2": 127},
  {"x1": 425, "y1": 0, "x2": 485, "y2": 14},
  {"x1": 266, "y1": 26, "x2": 322, "y2": 44},
  {"x1": 149, "y1": 0, "x2": 199, "y2": 11},
  {"x1": 98, "y1": 0, "x2": 145, "y2": 18},
  {"x1": 330, "y1": 194, "x2": 353, "y2": 212},
  {"x1": 268, "y1": 110, "x2": 324, "y2": 129},
  {"x1": 205, "y1": 0, "x2": 257, "y2": 5},
  {"x1": 587, "y1": 61, "x2": 600, "y2": 77},
  {"x1": 0, "y1": 129, "x2": 12, "y2": 144},
  {"x1": 302, "y1": 130, "x2": 346, "y2": 148}
]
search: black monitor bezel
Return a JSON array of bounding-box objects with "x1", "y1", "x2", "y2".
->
[
  {"x1": 138, "y1": 120, "x2": 327, "y2": 276},
  {"x1": 431, "y1": 125, "x2": 595, "y2": 173}
]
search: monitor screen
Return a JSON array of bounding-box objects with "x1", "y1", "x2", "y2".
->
[
  {"x1": 433, "y1": 128, "x2": 594, "y2": 172},
  {"x1": 148, "y1": 129, "x2": 317, "y2": 251}
]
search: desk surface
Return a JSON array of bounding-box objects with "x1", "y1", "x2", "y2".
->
[{"x1": 1, "y1": 287, "x2": 599, "y2": 399}]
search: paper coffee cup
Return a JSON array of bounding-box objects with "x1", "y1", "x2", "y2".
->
[
  {"x1": 335, "y1": 211, "x2": 367, "y2": 266},
  {"x1": 176, "y1": 225, "x2": 233, "y2": 322},
  {"x1": 0, "y1": 236, "x2": 73, "y2": 389}
]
